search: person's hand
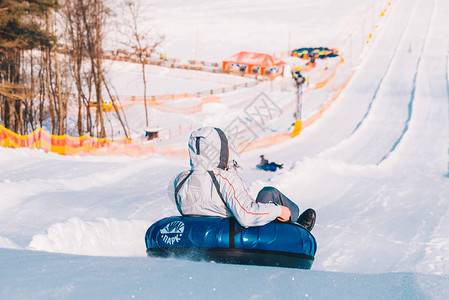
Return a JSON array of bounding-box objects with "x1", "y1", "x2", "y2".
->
[{"x1": 277, "y1": 206, "x2": 291, "y2": 222}]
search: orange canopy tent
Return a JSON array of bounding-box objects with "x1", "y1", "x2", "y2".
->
[{"x1": 222, "y1": 51, "x2": 286, "y2": 79}]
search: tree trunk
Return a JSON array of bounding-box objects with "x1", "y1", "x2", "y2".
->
[
  {"x1": 54, "y1": 51, "x2": 64, "y2": 135},
  {"x1": 45, "y1": 48, "x2": 56, "y2": 134},
  {"x1": 141, "y1": 62, "x2": 149, "y2": 127},
  {"x1": 94, "y1": 0, "x2": 106, "y2": 138},
  {"x1": 103, "y1": 78, "x2": 130, "y2": 140}
]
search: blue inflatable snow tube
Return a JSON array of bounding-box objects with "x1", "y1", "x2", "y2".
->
[
  {"x1": 256, "y1": 164, "x2": 279, "y2": 172},
  {"x1": 145, "y1": 216, "x2": 317, "y2": 269}
]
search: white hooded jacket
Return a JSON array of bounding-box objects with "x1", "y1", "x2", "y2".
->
[{"x1": 173, "y1": 127, "x2": 282, "y2": 227}]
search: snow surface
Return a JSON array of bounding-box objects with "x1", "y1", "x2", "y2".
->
[{"x1": 1, "y1": 0, "x2": 449, "y2": 298}]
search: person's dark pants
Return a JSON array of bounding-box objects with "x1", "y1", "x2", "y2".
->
[{"x1": 255, "y1": 186, "x2": 300, "y2": 222}]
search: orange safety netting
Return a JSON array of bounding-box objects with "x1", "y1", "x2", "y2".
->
[
  {"x1": 149, "y1": 96, "x2": 220, "y2": 114},
  {"x1": 314, "y1": 58, "x2": 344, "y2": 90},
  {"x1": 240, "y1": 69, "x2": 355, "y2": 151},
  {"x1": 0, "y1": 69, "x2": 354, "y2": 157},
  {"x1": 303, "y1": 70, "x2": 354, "y2": 128},
  {"x1": 94, "y1": 96, "x2": 221, "y2": 115},
  {"x1": 0, "y1": 126, "x2": 188, "y2": 158}
]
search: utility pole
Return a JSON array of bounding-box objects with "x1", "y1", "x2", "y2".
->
[
  {"x1": 295, "y1": 84, "x2": 303, "y2": 121},
  {"x1": 292, "y1": 68, "x2": 305, "y2": 120},
  {"x1": 194, "y1": 30, "x2": 199, "y2": 63},
  {"x1": 291, "y1": 68, "x2": 305, "y2": 137}
]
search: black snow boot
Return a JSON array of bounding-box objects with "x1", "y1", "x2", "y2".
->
[{"x1": 297, "y1": 208, "x2": 316, "y2": 232}]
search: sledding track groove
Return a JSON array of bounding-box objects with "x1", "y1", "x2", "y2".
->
[
  {"x1": 446, "y1": 51, "x2": 449, "y2": 177},
  {"x1": 268, "y1": 0, "x2": 412, "y2": 162},
  {"x1": 317, "y1": 0, "x2": 437, "y2": 166},
  {"x1": 350, "y1": 0, "x2": 413, "y2": 138},
  {"x1": 376, "y1": 0, "x2": 436, "y2": 165}
]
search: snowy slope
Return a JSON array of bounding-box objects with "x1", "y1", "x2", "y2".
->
[{"x1": 1, "y1": 0, "x2": 449, "y2": 299}]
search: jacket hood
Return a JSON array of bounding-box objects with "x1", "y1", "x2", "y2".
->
[{"x1": 188, "y1": 127, "x2": 229, "y2": 170}]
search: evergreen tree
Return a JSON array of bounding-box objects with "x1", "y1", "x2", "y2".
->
[
  {"x1": 0, "y1": 0, "x2": 58, "y2": 133},
  {"x1": 0, "y1": 0, "x2": 58, "y2": 50}
]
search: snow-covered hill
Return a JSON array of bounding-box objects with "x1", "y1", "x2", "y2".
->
[{"x1": 1, "y1": 0, "x2": 449, "y2": 298}]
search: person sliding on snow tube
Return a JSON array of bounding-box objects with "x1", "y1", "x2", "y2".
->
[
  {"x1": 259, "y1": 154, "x2": 269, "y2": 166},
  {"x1": 173, "y1": 126, "x2": 315, "y2": 231},
  {"x1": 257, "y1": 155, "x2": 283, "y2": 172}
]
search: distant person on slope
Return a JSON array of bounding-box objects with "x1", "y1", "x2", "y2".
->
[
  {"x1": 173, "y1": 126, "x2": 315, "y2": 231},
  {"x1": 257, "y1": 155, "x2": 283, "y2": 172},
  {"x1": 292, "y1": 66, "x2": 305, "y2": 86}
]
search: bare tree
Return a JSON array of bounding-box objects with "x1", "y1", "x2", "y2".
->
[
  {"x1": 1, "y1": 0, "x2": 132, "y2": 141},
  {"x1": 80, "y1": 0, "x2": 107, "y2": 138},
  {"x1": 122, "y1": 0, "x2": 164, "y2": 127},
  {"x1": 63, "y1": 0, "x2": 90, "y2": 136},
  {"x1": 66, "y1": 0, "x2": 129, "y2": 139}
]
